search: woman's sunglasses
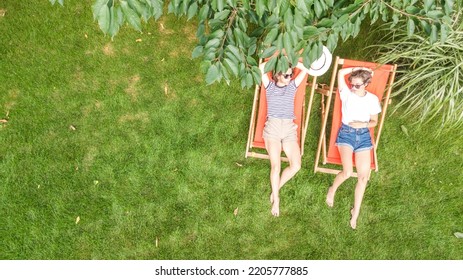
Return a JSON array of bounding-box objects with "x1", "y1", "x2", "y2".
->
[
  {"x1": 352, "y1": 83, "x2": 365, "y2": 89},
  {"x1": 282, "y1": 73, "x2": 293, "y2": 79}
]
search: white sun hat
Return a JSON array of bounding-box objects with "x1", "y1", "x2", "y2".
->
[{"x1": 308, "y1": 46, "x2": 333, "y2": 77}]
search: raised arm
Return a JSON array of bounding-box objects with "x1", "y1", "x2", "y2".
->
[
  {"x1": 337, "y1": 67, "x2": 352, "y2": 92},
  {"x1": 294, "y1": 62, "x2": 310, "y2": 87},
  {"x1": 259, "y1": 61, "x2": 270, "y2": 88}
]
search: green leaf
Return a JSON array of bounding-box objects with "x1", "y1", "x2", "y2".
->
[
  {"x1": 108, "y1": 6, "x2": 121, "y2": 37},
  {"x1": 196, "y1": 22, "x2": 206, "y2": 38},
  {"x1": 427, "y1": 10, "x2": 444, "y2": 19},
  {"x1": 276, "y1": 32, "x2": 284, "y2": 50},
  {"x1": 150, "y1": 0, "x2": 163, "y2": 20},
  {"x1": 246, "y1": 72, "x2": 254, "y2": 88},
  {"x1": 296, "y1": 0, "x2": 308, "y2": 14},
  {"x1": 255, "y1": 0, "x2": 266, "y2": 17},
  {"x1": 261, "y1": 46, "x2": 277, "y2": 59},
  {"x1": 205, "y1": 38, "x2": 220, "y2": 49},
  {"x1": 214, "y1": 9, "x2": 230, "y2": 20},
  {"x1": 407, "y1": 18, "x2": 415, "y2": 37},
  {"x1": 227, "y1": 45, "x2": 241, "y2": 61},
  {"x1": 192, "y1": 45, "x2": 204, "y2": 59},
  {"x1": 303, "y1": 26, "x2": 319, "y2": 38},
  {"x1": 283, "y1": 32, "x2": 293, "y2": 53},
  {"x1": 128, "y1": 0, "x2": 148, "y2": 21},
  {"x1": 187, "y1": 2, "x2": 198, "y2": 20},
  {"x1": 424, "y1": 0, "x2": 433, "y2": 12},
  {"x1": 333, "y1": 14, "x2": 349, "y2": 28},
  {"x1": 206, "y1": 64, "x2": 220, "y2": 85},
  {"x1": 440, "y1": 24, "x2": 448, "y2": 44},
  {"x1": 279, "y1": 0, "x2": 291, "y2": 16},
  {"x1": 198, "y1": 4, "x2": 209, "y2": 21},
  {"x1": 316, "y1": 18, "x2": 334, "y2": 28},
  {"x1": 224, "y1": 58, "x2": 239, "y2": 76},
  {"x1": 217, "y1": 0, "x2": 225, "y2": 12},
  {"x1": 314, "y1": 0, "x2": 323, "y2": 18},
  {"x1": 97, "y1": 4, "x2": 111, "y2": 34},
  {"x1": 251, "y1": 66, "x2": 262, "y2": 86},
  {"x1": 264, "y1": 28, "x2": 279, "y2": 46},
  {"x1": 264, "y1": 56, "x2": 277, "y2": 73},
  {"x1": 121, "y1": 0, "x2": 142, "y2": 32},
  {"x1": 420, "y1": 20, "x2": 432, "y2": 35},
  {"x1": 283, "y1": 8, "x2": 294, "y2": 30},
  {"x1": 430, "y1": 24, "x2": 438, "y2": 43},
  {"x1": 326, "y1": 32, "x2": 338, "y2": 51},
  {"x1": 405, "y1": 6, "x2": 420, "y2": 15},
  {"x1": 444, "y1": 0, "x2": 454, "y2": 15},
  {"x1": 92, "y1": 0, "x2": 109, "y2": 20}
]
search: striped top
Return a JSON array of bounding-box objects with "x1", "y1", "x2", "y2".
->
[{"x1": 266, "y1": 80, "x2": 297, "y2": 119}]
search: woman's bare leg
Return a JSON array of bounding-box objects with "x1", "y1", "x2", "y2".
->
[
  {"x1": 265, "y1": 138, "x2": 282, "y2": 217},
  {"x1": 279, "y1": 140, "x2": 301, "y2": 189},
  {"x1": 350, "y1": 150, "x2": 371, "y2": 229},
  {"x1": 326, "y1": 145, "x2": 354, "y2": 207}
]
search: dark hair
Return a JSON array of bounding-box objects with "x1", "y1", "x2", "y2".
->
[{"x1": 348, "y1": 69, "x2": 372, "y2": 84}]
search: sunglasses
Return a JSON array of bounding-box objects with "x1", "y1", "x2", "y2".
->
[
  {"x1": 281, "y1": 73, "x2": 293, "y2": 79},
  {"x1": 352, "y1": 83, "x2": 365, "y2": 89}
]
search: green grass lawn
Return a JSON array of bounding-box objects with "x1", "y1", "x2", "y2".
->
[{"x1": 1, "y1": 1, "x2": 462, "y2": 260}]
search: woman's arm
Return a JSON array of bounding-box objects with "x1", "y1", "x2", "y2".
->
[
  {"x1": 337, "y1": 67, "x2": 353, "y2": 92},
  {"x1": 348, "y1": 114, "x2": 378, "y2": 128},
  {"x1": 294, "y1": 62, "x2": 310, "y2": 87},
  {"x1": 259, "y1": 61, "x2": 270, "y2": 88}
]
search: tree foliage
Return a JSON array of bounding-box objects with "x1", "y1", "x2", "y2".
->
[
  {"x1": 374, "y1": 9, "x2": 463, "y2": 131},
  {"x1": 50, "y1": 0, "x2": 458, "y2": 88}
]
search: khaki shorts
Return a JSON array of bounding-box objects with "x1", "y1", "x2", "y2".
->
[{"x1": 263, "y1": 117, "x2": 298, "y2": 143}]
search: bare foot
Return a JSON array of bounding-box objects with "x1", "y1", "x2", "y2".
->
[
  {"x1": 350, "y1": 208, "x2": 359, "y2": 229},
  {"x1": 326, "y1": 186, "x2": 335, "y2": 207},
  {"x1": 271, "y1": 197, "x2": 280, "y2": 217}
]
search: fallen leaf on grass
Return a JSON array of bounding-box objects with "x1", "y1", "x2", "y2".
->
[
  {"x1": 93, "y1": 180, "x2": 99, "y2": 186},
  {"x1": 69, "y1": 125, "x2": 76, "y2": 131},
  {"x1": 233, "y1": 208, "x2": 239, "y2": 217},
  {"x1": 75, "y1": 216, "x2": 80, "y2": 224},
  {"x1": 164, "y1": 83, "x2": 168, "y2": 95},
  {"x1": 454, "y1": 232, "x2": 463, "y2": 238},
  {"x1": 155, "y1": 237, "x2": 159, "y2": 248},
  {"x1": 84, "y1": 33, "x2": 88, "y2": 39},
  {"x1": 235, "y1": 162, "x2": 243, "y2": 167},
  {"x1": 0, "y1": 119, "x2": 8, "y2": 123},
  {"x1": 400, "y1": 125, "x2": 409, "y2": 137},
  {"x1": 0, "y1": 9, "x2": 6, "y2": 17},
  {"x1": 136, "y1": 38, "x2": 142, "y2": 42}
]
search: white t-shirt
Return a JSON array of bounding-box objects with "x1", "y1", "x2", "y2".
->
[{"x1": 339, "y1": 87, "x2": 381, "y2": 125}]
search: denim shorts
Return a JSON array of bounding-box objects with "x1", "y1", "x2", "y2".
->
[
  {"x1": 263, "y1": 117, "x2": 298, "y2": 143},
  {"x1": 335, "y1": 123, "x2": 373, "y2": 153}
]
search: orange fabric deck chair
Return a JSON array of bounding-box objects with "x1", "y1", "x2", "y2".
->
[
  {"x1": 245, "y1": 60, "x2": 318, "y2": 161},
  {"x1": 313, "y1": 57, "x2": 397, "y2": 176}
]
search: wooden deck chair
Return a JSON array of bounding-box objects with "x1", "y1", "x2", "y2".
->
[
  {"x1": 245, "y1": 60, "x2": 318, "y2": 162},
  {"x1": 313, "y1": 57, "x2": 397, "y2": 176}
]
